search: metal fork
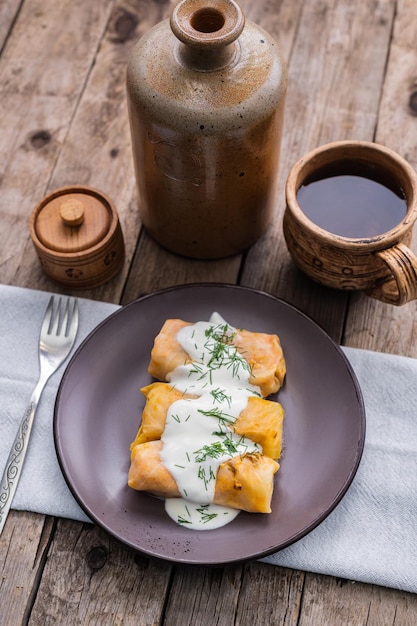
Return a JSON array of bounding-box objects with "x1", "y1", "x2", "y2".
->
[{"x1": 0, "y1": 296, "x2": 79, "y2": 536}]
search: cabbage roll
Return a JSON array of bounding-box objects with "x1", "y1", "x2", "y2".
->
[
  {"x1": 131, "y1": 382, "x2": 284, "y2": 459},
  {"x1": 148, "y1": 318, "x2": 286, "y2": 397},
  {"x1": 128, "y1": 440, "x2": 279, "y2": 513}
]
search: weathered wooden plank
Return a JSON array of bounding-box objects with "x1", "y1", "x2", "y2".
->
[
  {"x1": 1, "y1": 0, "x2": 308, "y2": 303},
  {"x1": 235, "y1": 563, "x2": 304, "y2": 626},
  {"x1": 344, "y1": 0, "x2": 417, "y2": 357},
  {"x1": 241, "y1": 0, "x2": 397, "y2": 337},
  {"x1": 163, "y1": 564, "x2": 243, "y2": 626},
  {"x1": 298, "y1": 573, "x2": 417, "y2": 626},
  {"x1": 240, "y1": 0, "x2": 305, "y2": 62},
  {"x1": 28, "y1": 519, "x2": 172, "y2": 625},
  {"x1": 10, "y1": 0, "x2": 173, "y2": 301},
  {"x1": 0, "y1": 5, "x2": 177, "y2": 624},
  {"x1": 0, "y1": 511, "x2": 53, "y2": 625},
  {"x1": 0, "y1": 0, "x2": 22, "y2": 50},
  {"x1": 0, "y1": 0, "x2": 118, "y2": 288},
  {"x1": 265, "y1": 2, "x2": 417, "y2": 620},
  {"x1": 0, "y1": 4, "x2": 120, "y2": 622},
  {"x1": 121, "y1": 232, "x2": 242, "y2": 304}
]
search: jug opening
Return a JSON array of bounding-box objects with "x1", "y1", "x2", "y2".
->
[
  {"x1": 191, "y1": 8, "x2": 225, "y2": 33},
  {"x1": 171, "y1": 0, "x2": 244, "y2": 49}
]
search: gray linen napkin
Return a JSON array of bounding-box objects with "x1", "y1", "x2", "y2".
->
[
  {"x1": 262, "y1": 346, "x2": 417, "y2": 592},
  {"x1": 1, "y1": 285, "x2": 417, "y2": 592},
  {"x1": 0, "y1": 285, "x2": 119, "y2": 523}
]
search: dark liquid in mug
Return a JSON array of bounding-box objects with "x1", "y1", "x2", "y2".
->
[{"x1": 296, "y1": 160, "x2": 407, "y2": 238}]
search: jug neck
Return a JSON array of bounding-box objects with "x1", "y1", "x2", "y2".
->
[{"x1": 170, "y1": 0, "x2": 245, "y2": 71}]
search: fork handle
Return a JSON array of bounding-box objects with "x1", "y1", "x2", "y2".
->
[{"x1": 0, "y1": 397, "x2": 40, "y2": 535}]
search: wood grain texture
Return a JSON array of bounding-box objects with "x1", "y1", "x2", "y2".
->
[
  {"x1": 0, "y1": 511, "x2": 53, "y2": 625},
  {"x1": 344, "y1": 0, "x2": 417, "y2": 356},
  {"x1": 29, "y1": 519, "x2": 172, "y2": 625},
  {"x1": 242, "y1": 0, "x2": 304, "y2": 61},
  {"x1": 235, "y1": 562, "x2": 304, "y2": 625},
  {"x1": 0, "y1": 0, "x2": 21, "y2": 50},
  {"x1": 10, "y1": 0, "x2": 176, "y2": 301},
  {"x1": 0, "y1": 0, "x2": 118, "y2": 288},
  {"x1": 241, "y1": 0, "x2": 397, "y2": 335},
  {"x1": 121, "y1": 231, "x2": 242, "y2": 303},
  {"x1": 163, "y1": 565, "x2": 243, "y2": 625},
  {"x1": 298, "y1": 573, "x2": 417, "y2": 626}
]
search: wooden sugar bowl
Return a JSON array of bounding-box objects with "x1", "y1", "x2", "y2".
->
[{"x1": 30, "y1": 185, "x2": 125, "y2": 289}]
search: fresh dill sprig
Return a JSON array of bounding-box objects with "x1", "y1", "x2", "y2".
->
[
  {"x1": 177, "y1": 504, "x2": 191, "y2": 524},
  {"x1": 210, "y1": 387, "x2": 232, "y2": 406},
  {"x1": 204, "y1": 323, "x2": 235, "y2": 345},
  {"x1": 202, "y1": 323, "x2": 252, "y2": 379},
  {"x1": 188, "y1": 362, "x2": 206, "y2": 379},
  {"x1": 194, "y1": 435, "x2": 247, "y2": 462},
  {"x1": 197, "y1": 406, "x2": 235, "y2": 424},
  {"x1": 196, "y1": 504, "x2": 218, "y2": 523},
  {"x1": 197, "y1": 465, "x2": 216, "y2": 490},
  {"x1": 194, "y1": 442, "x2": 225, "y2": 462},
  {"x1": 222, "y1": 436, "x2": 240, "y2": 456}
]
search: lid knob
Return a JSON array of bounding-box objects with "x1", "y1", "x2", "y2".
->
[{"x1": 59, "y1": 198, "x2": 85, "y2": 227}]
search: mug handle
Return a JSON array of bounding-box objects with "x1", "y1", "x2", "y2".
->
[{"x1": 367, "y1": 242, "x2": 417, "y2": 305}]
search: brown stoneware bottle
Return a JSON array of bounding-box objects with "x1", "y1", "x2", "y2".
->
[{"x1": 126, "y1": 0, "x2": 287, "y2": 259}]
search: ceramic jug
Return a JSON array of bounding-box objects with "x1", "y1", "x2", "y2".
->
[{"x1": 126, "y1": 0, "x2": 287, "y2": 258}]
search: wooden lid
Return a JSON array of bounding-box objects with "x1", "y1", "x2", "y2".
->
[{"x1": 31, "y1": 186, "x2": 114, "y2": 254}]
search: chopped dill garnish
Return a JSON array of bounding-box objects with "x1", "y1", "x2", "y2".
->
[
  {"x1": 246, "y1": 387, "x2": 261, "y2": 397},
  {"x1": 184, "y1": 323, "x2": 253, "y2": 384},
  {"x1": 196, "y1": 505, "x2": 218, "y2": 523},
  {"x1": 194, "y1": 442, "x2": 225, "y2": 462},
  {"x1": 194, "y1": 436, "x2": 246, "y2": 462},
  {"x1": 197, "y1": 406, "x2": 235, "y2": 424},
  {"x1": 222, "y1": 437, "x2": 240, "y2": 455},
  {"x1": 204, "y1": 323, "x2": 235, "y2": 345},
  {"x1": 197, "y1": 465, "x2": 216, "y2": 490},
  {"x1": 210, "y1": 387, "x2": 232, "y2": 406}
]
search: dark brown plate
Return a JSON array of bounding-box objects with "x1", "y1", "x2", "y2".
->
[{"x1": 54, "y1": 284, "x2": 365, "y2": 566}]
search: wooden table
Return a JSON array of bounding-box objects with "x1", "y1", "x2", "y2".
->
[{"x1": 1, "y1": 0, "x2": 417, "y2": 623}]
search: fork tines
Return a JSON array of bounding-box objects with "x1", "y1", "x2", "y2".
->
[{"x1": 44, "y1": 296, "x2": 78, "y2": 337}]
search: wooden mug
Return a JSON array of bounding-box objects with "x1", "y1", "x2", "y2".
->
[{"x1": 283, "y1": 141, "x2": 417, "y2": 305}]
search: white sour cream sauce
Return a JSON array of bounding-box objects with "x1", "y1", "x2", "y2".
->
[{"x1": 161, "y1": 312, "x2": 261, "y2": 530}]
